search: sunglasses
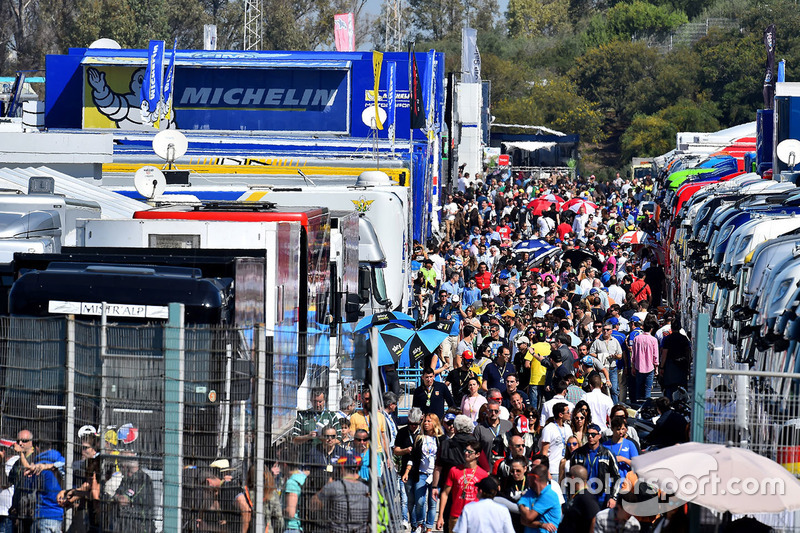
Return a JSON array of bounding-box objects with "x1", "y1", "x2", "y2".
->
[
  {"x1": 323, "y1": 435, "x2": 337, "y2": 439},
  {"x1": 488, "y1": 409, "x2": 500, "y2": 414},
  {"x1": 17, "y1": 439, "x2": 31, "y2": 443},
  {"x1": 574, "y1": 415, "x2": 585, "y2": 420},
  {"x1": 567, "y1": 442, "x2": 579, "y2": 447},
  {"x1": 354, "y1": 438, "x2": 369, "y2": 442},
  {"x1": 587, "y1": 433, "x2": 600, "y2": 438}
]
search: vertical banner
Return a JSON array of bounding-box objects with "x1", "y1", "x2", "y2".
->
[
  {"x1": 161, "y1": 39, "x2": 178, "y2": 123},
  {"x1": 140, "y1": 40, "x2": 164, "y2": 126},
  {"x1": 408, "y1": 44, "x2": 425, "y2": 130},
  {"x1": 334, "y1": 13, "x2": 355, "y2": 52},
  {"x1": 372, "y1": 51, "x2": 384, "y2": 130},
  {"x1": 422, "y1": 49, "x2": 435, "y2": 131},
  {"x1": 461, "y1": 27, "x2": 481, "y2": 83},
  {"x1": 387, "y1": 61, "x2": 397, "y2": 131},
  {"x1": 763, "y1": 24, "x2": 776, "y2": 110},
  {"x1": 203, "y1": 25, "x2": 217, "y2": 50}
]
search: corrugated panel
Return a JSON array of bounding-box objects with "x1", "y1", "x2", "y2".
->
[{"x1": 0, "y1": 166, "x2": 146, "y2": 219}]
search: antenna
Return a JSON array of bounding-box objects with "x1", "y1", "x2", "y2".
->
[
  {"x1": 361, "y1": 106, "x2": 387, "y2": 169},
  {"x1": 298, "y1": 170, "x2": 317, "y2": 187},
  {"x1": 152, "y1": 130, "x2": 188, "y2": 170},
  {"x1": 777, "y1": 139, "x2": 800, "y2": 169},
  {"x1": 134, "y1": 166, "x2": 167, "y2": 199}
]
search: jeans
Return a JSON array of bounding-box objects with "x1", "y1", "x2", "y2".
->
[
  {"x1": 412, "y1": 477, "x2": 438, "y2": 528},
  {"x1": 36, "y1": 519, "x2": 62, "y2": 533},
  {"x1": 399, "y1": 477, "x2": 410, "y2": 522},
  {"x1": 528, "y1": 385, "x2": 545, "y2": 410},
  {"x1": 0, "y1": 516, "x2": 11, "y2": 533},
  {"x1": 608, "y1": 366, "x2": 620, "y2": 405},
  {"x1": 635, "y1": 371, "x2": 654, "y2": 402}
]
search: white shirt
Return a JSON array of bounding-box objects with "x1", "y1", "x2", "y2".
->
[
  {"x1": 454, "y1": 498, "x2": 516, "y2": 533},
  {"x1": 608, "y1": 284, "x2": 626, "y2": 305},
  {"x1": 540, "y1": 395, "x2": 574, "y2": 427},
  {"x1": 0, "y1": 455, "x2": 18, "y2": 515},
  {"x1": 584, "y1": 388, "x2": 614, "y2": 432},
  {"x1": 541, "y1": 422, "x2": 574, "y2": 476}
]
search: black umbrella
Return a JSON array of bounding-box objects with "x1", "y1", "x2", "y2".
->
[{"x1": 561, "y1": 249, "x2": 603, "y2": 270}]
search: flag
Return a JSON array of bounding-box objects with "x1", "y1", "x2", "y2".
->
[
  {"x1": 763, "y1": 24, "x2": 776, "y2": 110},
  {"x1": 461, "y1": 27, "x2": 481, "y2": 83},
  {"x1": 372, "y1": 51, "x2": 384, "y2": 130},
  {"x1": 334, "y1": 13, "x2": 355, "y2": 52},
  {"x1": 387, "y1": 61, "x2": 397, "y2": 129},
  {"x1": 408, "y1": 44, "x2": 425, "y2": 130},
  {"x1": 161, "y1": 39, "x2": 177, "y2": 122},
  {"x1": 141, "y1": 40, "x2": 164, "y2": 125}
]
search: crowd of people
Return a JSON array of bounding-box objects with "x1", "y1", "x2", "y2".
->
[{"x1": 0, "y1": 168, "x2": 697, "y2": 533}]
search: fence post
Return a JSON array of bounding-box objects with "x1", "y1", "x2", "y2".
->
[
  {"x1": 691, "y1": 313, "x2": 709, "y2": 443},
  {"x1": 254, "y1": 325, "x2": 266, "y2": 533},
  {"x1": 64, "y1": 316, "x2": 76, "y2": 530},
  {"x1": 369, "y1": 326, "x2": 379, "y2": 533},
  {"x1": 163, "y1": 303, "x2": 185, "y2": 532}
]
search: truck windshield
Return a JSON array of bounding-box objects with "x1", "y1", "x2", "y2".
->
[{"x1": 372, "y1": 266, "x2": 389, "y2": 305}]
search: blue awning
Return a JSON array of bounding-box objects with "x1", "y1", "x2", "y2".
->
[{"x1": 80, "y1": 53, "x2": 351, "y2": 69}]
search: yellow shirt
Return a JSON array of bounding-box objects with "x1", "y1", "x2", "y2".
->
[
  {"x1": 525, "y1": 342, "x2": 551, "y2": 386},
  {"x1": 349, "y1": 410, "x2": 387, "y2": 452}
]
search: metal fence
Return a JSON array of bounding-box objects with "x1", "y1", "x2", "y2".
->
[
  {"x1": 0, "y1": 314, "x2": 402, "y2": 532},
  {"x1": 634, "y1": 18, "x2": 740, "y2": 53}
]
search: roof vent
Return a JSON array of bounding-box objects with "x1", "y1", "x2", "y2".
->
[{"x1": 355, "y1": 170, "x2": 392, "y2": 187}]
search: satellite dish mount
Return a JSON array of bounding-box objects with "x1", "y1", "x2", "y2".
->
[{"x1": 152, "y1": 130, "x2": 190, "y2": 184}]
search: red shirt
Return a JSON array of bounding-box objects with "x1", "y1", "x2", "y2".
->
[
  {"x1": 557, "y1": 222, "x2": 572, "y2": 241},
  {"x1": 474, "y1": 271, "x2": 492, "y2": 290},
  {"x1": 446, "y1": 465, "x2": 489, "y2": 517},
  {"x1": 630, "y1": 278, "x2": 651, "y2": 302}
]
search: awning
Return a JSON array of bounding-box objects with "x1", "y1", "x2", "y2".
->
[{"x1": 502, "y1": 141, "x2": 558, "y2": 152}]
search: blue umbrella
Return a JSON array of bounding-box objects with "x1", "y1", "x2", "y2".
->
[
  {"x1": 514, "y1": 239, "x2": 551, "y2": 253},
  {"x1": 367, "y1": 323, "x2": 415, "y2": 366},
  {"x1": 354, "y1": 310, "x2": 415, "y2": 333},
  {"x1": 401, "y1": 320, "x2": 453, "y2": 366}
]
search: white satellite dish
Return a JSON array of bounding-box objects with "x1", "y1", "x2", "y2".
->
[
  {"x1": 361, "y1": 106, "x2": 387, "y2": 129},
  {"x1": 134, "y1": 166, "x2": 167, "y2": 199},
  {"x1": 777, "y1": 139, "x2": 800, "y2": 167},
  {"x1": 89, "y1": 38, "x2": 121, "y2": 49},
  {"x1": 153, "y1": 130, "x2": 188, "y2": 168}
]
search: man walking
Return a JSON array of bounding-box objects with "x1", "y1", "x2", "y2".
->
[
  {"x1": 413, "y1": 367, "x2": 455, "y2": 420},
  {"x1": 631, "y1": 323, "x2": 659, "y2": 403}
]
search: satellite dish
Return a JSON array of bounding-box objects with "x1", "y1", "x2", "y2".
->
[
  {"x1": 153, "y1": 130, "x2": 188, "y2": 167},
  {"x1": 777, "y1": 139, "x2": 800, "y2": 167},
  {"x1": 134, "y1": 166, "x2": 167, "y2": 199},
  {"x1": 361, "y1": 106, "x2": 387, "y2": 129},
  {"x1": 355, "y1": 170, "x2": 392, "y2": 186},
  {"x1": 89, "y1": 38, "x2": 121, "y2": 49}
]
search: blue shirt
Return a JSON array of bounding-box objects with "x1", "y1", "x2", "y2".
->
[
  {"x1": 462, "y1": 287, "x2": 482, "y2": 309},
  {"x1": 519, "y1": 484, "x2": 562, "y2": 533},
  {"x1": 604, "y1": 437, "x2": 638, "y2": 477},
  {"x1": 440, "y1": 304, "x2": 462, "y2": 336}
]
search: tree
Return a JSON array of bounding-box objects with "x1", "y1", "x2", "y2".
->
[
  {"x1": 493, "y1": 75, "x2": 603, "y2": 142},
  {"x1": 570, "y1": 40, "x2": 659, "y2": 124},
  {"x1": 620, "y1": 113, "x2": 675, "y2": 160},
  {"x1": 408, "y1": 0, "x2": 465, "y2": 41},
  {"x1": 506, "y1": 0, "x2": 570, "y2": 38},
  {"x1": 582, "y1": 1, "x2": 687, "y2": 48}
]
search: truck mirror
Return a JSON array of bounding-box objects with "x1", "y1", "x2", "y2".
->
[
  {"x1": 358, "y1": 267, "x2": 371, "y2": 303},
  {"x1": 345, "y1": 293, "x2": 361, "y2": 323}
]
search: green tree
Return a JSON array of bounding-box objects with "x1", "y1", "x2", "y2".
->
[
  {"x1": 408, "y1": 0, "x2": 466, "y2": 40},
  {"x1": 493, "y1": 75, "x2": 603, "y2": 142},
  {"x1": 620, "y1": 113, "x2": 675, "y2": 160},
  {"x1": 570, "y1": 39, "x2": 659, "y2": 123},
  {"x1": 583, "y1": 1, "x2": 687, "y2": 47},
  {"x1": 506, "y1": 0, "x2": 570, "y2": 38}
]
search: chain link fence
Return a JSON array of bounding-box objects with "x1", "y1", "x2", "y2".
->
[
  {"x1": 634, "y1": 18, "x2": 740, "y2": 53},
  {"x1": 0, "y1": 315, "x2": 402, "y2": 532}
]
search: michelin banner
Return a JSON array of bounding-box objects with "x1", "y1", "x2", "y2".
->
[{"x1": 84, "y1": 65, "x2": 350, "y2": 132}]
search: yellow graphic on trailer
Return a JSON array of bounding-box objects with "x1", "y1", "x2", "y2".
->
[
  {"x1": 352, "y1": 196, "x2": 375, "y2": 212},
  {"x1": 83, "y1": 66, "x2": 174, "y2": 130}
]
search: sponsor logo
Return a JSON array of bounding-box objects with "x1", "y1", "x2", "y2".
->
[{"x1": 178, "y1": 87, "x2": 338, "y2": 108}]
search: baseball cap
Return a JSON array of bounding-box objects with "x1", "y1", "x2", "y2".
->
[
  {"x1": 630, "y1": 315, "x2": 642, "y2": 323},
  {"x1": 589, "y1": 288, "x2": 599, "y2": 295},
  {"x1": 502, "y1": 309, "x2": 516, "y2": 318},
  {"x1": 588, "y1": 423, "x2": 602, "y2": 433},
  {"x1": 443, "y1": 413, "x2": 456, "y2": 424},
  {"x1": 515, "y1": 335, "x2": 530, "y2": 345},
  {"x1": 477, "y1": 476, "x2": 499, "y2": 494},
  {"x1": 499, "y1": 272, "x2": 510, "y2": 279},
  {"x1": 580, "y1": 355, "x2": 594, "y2": 366},
  {"x1": 515, "y1": 415, "x2": 529, "y2": 434},
  {"x1": 337, "y1": 451, "x2": 363, "y2": 468},
  {"x1": 549, "y1": 349, "x2": 564, "y2": 362},
  {"x1": 606, "y1": 317, "x2": 619, "y2": 326},
  {"x1": 462, "y1": 350, "x2": 474, "y2": 360},
  {"x1": 451, "y1": 294, "x2": 460, "y2": 303}
]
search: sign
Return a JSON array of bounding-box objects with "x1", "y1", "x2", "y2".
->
[
  {"x1": 461, "y1": 28, "x2": 481, "y2": 83},
  {"x1": 372, "y1": 51, "x2": 383, "y2": 130},
  {"x1": 48, "y1": 300, "x2": 170, "y2": 319},
  {"x1": 499, "y1": 154, "x2": 509, "y2": 166},
  {"x1": 140, "y1": 40, "x2": 164, "y2": 126},
  {"x1": 334, "y1": 13, "x2": 355, "y2": 52}
]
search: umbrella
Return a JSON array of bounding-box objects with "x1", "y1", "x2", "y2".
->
[
  {"x1": 527, "y1": 246, "x2": 562, "y2": 268},
  {"x1": 367, "y1": 323, "x2": 415, "y2": 366},
  {"x1": 514, "y1": 239, "x2": 552, "y2": 254},
  {"x1": 561, "y1": 249, "x2": 604, "y2": 270},
  {"x1": 354, "y1": 310, "x2": 415, "y2": 333},
  {"x1": 631, "y1": 442, "x2": 800, "y2": 514},
  {"x1": 540, "y1": 193, "x2": 565, "y2": 203},
  {"x1": 527, "y1": 198, "x2": 556, "y2": 215},
  {"x1": 402, "y1": 320, "x2": 453, "y2": 365},
  {"x1": 561, "y1": 198, "x2": 599, "y2": 214},
  {"x1": 618, "y1": 230, "x2": 655, "y2": 245}
]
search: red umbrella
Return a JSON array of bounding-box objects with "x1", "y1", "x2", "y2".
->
[
  {"x1": 618, "y1": 230, "x2": 653, "y2": 245},
  {"x1": 540, "y1": 194, "x2": 564, "y2": 203},
  {"x1": 561, "y1": 198, "x2": 599, "y2": 214},
  {"x1": 527, "y1": 198, "x2": 556, "y2": 215}
]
